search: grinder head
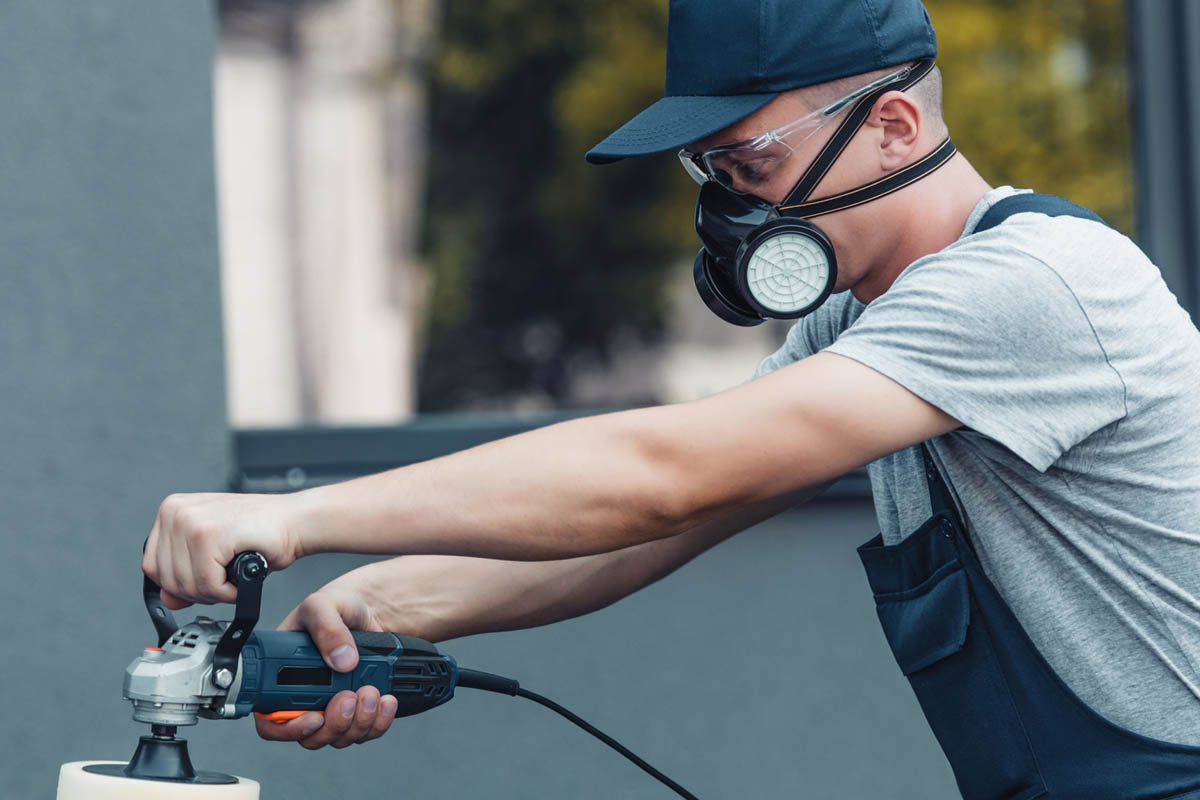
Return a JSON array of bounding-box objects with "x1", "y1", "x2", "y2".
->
[
  {"x1": 123, "y1": 617, "x2": 243, "y2": 727},
  {"x1": 100, "y1": 551, "x2": 269, "y2": 784}
]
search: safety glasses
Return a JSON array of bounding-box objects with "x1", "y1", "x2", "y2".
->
[{"x1": 678, "y1": 63, "x2": 915, "y2": 194}]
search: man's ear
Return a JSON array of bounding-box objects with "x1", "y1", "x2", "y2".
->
[{"x1": 867, "y1": 90, "x2": 922, "y2": 171}]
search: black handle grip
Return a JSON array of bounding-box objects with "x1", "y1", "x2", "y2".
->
[{"x1": 345, "y1": 631, "x2": 455, "y2": 716}]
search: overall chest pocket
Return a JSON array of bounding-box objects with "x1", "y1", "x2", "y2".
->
[{"x1": 861, "y1": 520, "x2": 1048, "y2": 800}]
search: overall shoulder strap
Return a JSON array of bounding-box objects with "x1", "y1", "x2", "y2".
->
[
  {"x1": 920, "y1": 443, "x2": 962, "y2": 523},
  {"x1": 972, "y1": 192, "x2": 1108, "y2": 234}
]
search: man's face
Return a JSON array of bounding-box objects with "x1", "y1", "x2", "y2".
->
[{"x1": 685, "y1": 88, "x2": 907, "y2": 297}]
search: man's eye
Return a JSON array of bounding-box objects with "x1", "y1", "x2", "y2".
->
[{"x1": 733, "y1": 158, "x2": 776, "y2": 182}]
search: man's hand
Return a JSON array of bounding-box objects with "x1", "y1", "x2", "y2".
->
[
  {"x1": 254, "y1": 577, "x2": 399, "y2": 749},
  {"x1": 143, "y1": 492, "x2": 305, "y2": 608}
]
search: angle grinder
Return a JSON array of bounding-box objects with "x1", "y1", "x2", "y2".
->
[{"x1": 69, "y1": 551, "x2": 700, "y2": 799}]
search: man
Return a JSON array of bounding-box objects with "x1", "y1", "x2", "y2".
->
[{"x1": 145, "y1": 1, "x2": 1200, "y2": 795}]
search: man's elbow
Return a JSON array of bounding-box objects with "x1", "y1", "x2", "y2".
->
[{"x1": 624, "y1": 426, "x2": 754, "y2": 536}]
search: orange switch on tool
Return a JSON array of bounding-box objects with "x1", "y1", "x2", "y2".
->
[{"x1": 254, "y1": 710, "x2": 324, "y2": 724}]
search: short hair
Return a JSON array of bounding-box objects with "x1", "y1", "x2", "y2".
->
[{"x1": 797, "y1": 63, "x2": 947, "y2": 138}]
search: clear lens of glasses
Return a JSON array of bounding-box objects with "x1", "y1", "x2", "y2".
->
[{"x1": 677, "y1": 64, "x2": 915, "y2": 194}]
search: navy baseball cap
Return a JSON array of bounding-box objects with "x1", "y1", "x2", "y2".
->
[{"x1": 585, "y1": 0, "x2": 937, "y2": 165}]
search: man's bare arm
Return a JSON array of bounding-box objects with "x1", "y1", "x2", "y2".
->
[
  {"x1": 145, "y1": 352, "x2": 956, "y2": 604},
  {"x1": 284, "y1": 486, "x2": 818, "y2": 648}
]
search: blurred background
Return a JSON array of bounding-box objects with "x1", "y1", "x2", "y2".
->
[
  {"x1": 3, "y1": 1, "x2": 1198, "y2": 799},
  {"x1": 215, "y1": 0, "x2": 1138, "y2": 428}
]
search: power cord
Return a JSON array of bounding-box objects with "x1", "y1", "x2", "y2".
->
[{"x1": 457, "y1": 668, "x2": 699, "y2": 800}]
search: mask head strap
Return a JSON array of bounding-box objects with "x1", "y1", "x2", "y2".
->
[{"x1": 781, "y1": 58, "x2": 938, "y2": 208}]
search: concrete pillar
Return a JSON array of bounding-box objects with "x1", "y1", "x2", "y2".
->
[{"x1": 217, "y1": 0, "x2": 435, "y2": 427}]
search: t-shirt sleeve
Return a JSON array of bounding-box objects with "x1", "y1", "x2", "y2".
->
[
  {"x1": 824, "y1": 242, "x2": 1127, "y2": 471},
  {"x1": 754, "y1": 292, "x2": 866, "y2": 379}
]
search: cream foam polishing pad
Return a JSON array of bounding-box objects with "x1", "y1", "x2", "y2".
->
[{"x1": 57, "y1": 762, "x2": 260, "y2": 800}]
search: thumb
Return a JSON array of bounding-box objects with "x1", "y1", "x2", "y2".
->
[{"x1": 279, "y1": 590, "x2": 375, "y2": 674}]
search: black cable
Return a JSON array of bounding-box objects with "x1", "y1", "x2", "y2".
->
[{"x1": 457, "y1": 668, "x2": 699, "y2": 800}]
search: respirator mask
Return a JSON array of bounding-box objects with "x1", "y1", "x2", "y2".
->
[{"x1": 681, "y1": 58, "x2": 956, "y2": 326}]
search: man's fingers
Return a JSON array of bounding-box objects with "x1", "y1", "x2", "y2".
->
[
  {"x1": 277, "y1": 605, "x2": 303, "y2": 632},
  {"x1": 172, "y1": 532, "x2": 199, "y2": 604},
  {"x1": 253, "y1": 690, "x2": 395, "y2": 749},
  {"x1": 297, "y1": 691, "x2": 359, "y2": 750},
  {"x1": 328, "y1": 686, "x2": 382, "y2": 749},
  {"x1": 160, "y1": 590, "x2": 193, "y2": 611},
  {"x1": 200, "y1": 555, "x2": 239, "y2": 604},
  {"x1": 156, "y1": 526, "x2": 178, "y2": 604},
  {"x1": 297, "y1": 595, "x2": 358, "y2": 672},
  {"x1": 358, "y1": 694, "x2": 398, "y2": 743},
  {"x1": 143, "y1": 519, "x2": 160, "y2": 581}
]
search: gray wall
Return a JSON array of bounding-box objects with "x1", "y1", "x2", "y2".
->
[
  {"x1": 0, "y1": 3, "x2": 959, "y2": 798},
  {"x1": 0, "y1": 0, "x2": 230, "y2": 795}
]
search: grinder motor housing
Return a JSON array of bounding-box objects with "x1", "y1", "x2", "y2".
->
[{"x1": 125, "y1": 622, "x2": 458, "y2": 726}]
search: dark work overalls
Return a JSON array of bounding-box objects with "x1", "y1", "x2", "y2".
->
[{"x1": 857, "y1": 195, "x2": 1200, "y2": 800}]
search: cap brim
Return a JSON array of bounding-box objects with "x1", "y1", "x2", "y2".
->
[{"x1": 585, "y1": 92, "x2": 779, "y2": 165}]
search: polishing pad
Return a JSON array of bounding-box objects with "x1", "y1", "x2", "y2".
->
[{"x1": 57, "y1": 762, "x2": 260, "y2": 799}]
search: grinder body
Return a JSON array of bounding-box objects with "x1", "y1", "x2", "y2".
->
[
  {"x1": 125, "y1": 621, "x2": 458, "y2": 726},
  {"x1": 233, "y1": 629, "x2": 457, "y2": 719},
  {"x1": 105, "y1": 551, "x2": 459, "y2": 788}
]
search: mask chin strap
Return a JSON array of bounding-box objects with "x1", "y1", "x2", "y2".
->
[
  {"x1": 782, "y1": 137, "x2": 957, "y2": 218},
  {"x1": 778, "y1": 57, "x2": 956, "y2": 219}
]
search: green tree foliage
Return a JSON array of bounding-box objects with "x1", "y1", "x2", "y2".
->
[
  {"x1": 419, "y1": 0, "x2": 682, "y2": 411},
  {"x1": 419, "y1": 0, "x2": 1133, "y2": 411},
  {"x1": 925, "y1": 0, "x2": 1132, "y2": 232}
]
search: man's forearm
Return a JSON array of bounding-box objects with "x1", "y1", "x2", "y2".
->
[
  {"x1": 499, "y1": 486, "x2": 819, "y2": 631},
  {"x1": 292, "y1": 408, "x2": 756, "y2": 561},
  {"x1": 355, "y1": 487, "x2": 816, "y2": 643}
]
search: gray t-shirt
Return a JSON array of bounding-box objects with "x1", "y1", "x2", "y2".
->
[{"x1": 756, "y1": 186, "x2": 1200, "y2": 745}]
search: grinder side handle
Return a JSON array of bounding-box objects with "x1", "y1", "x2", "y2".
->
[{"x1": 212, "y1": 551, "x2": 270, "y2": 689}]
